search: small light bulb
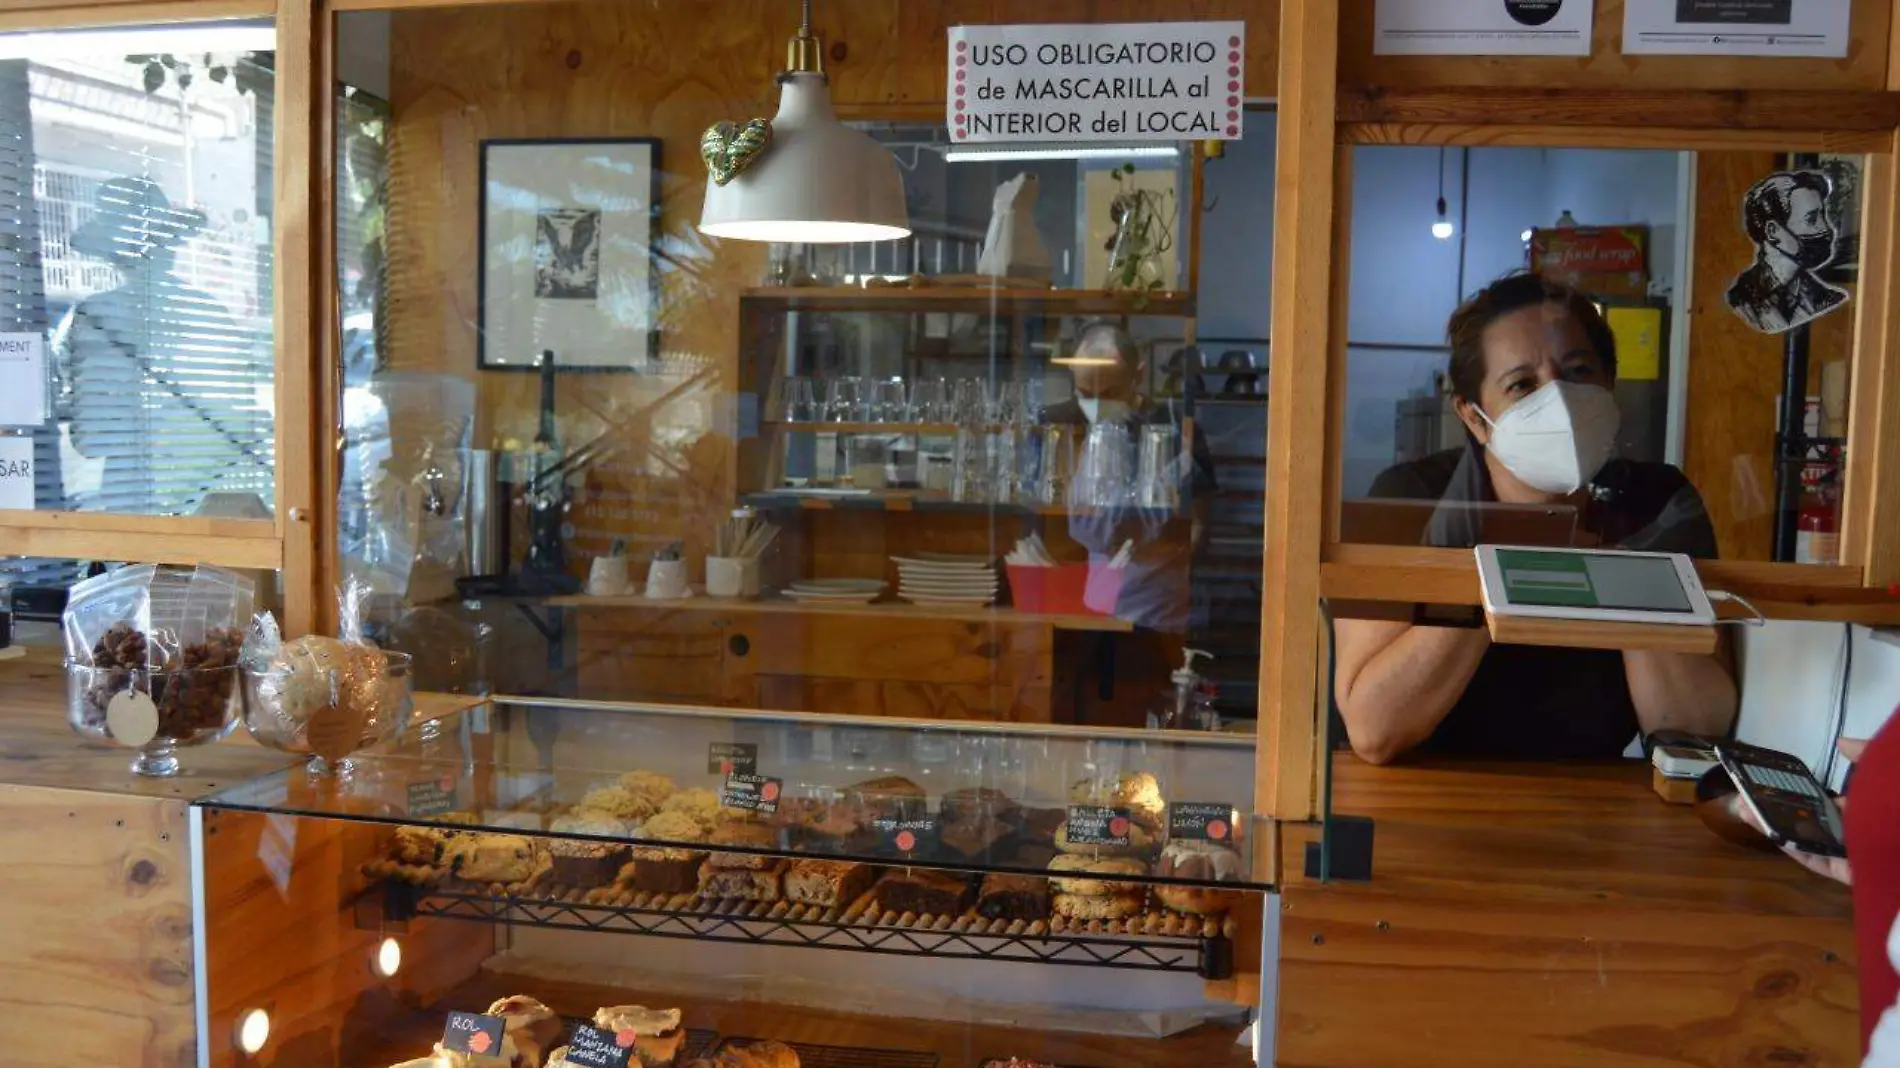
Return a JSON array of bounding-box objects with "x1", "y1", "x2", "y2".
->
[
  {"x1": 1520, "y1": 228, "x2": 1534, "y2": 243},
  {"x1": 1432, "y1": 219, "x2": 1455, "y2": 240},
  {"x1": 237, "y1": 1008, "x2": 270, "y2": 1054},
  {"x1": 374, "y1": 937, "x2": 402, "y2": 977}
]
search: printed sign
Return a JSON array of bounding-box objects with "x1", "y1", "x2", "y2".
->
[
  {"x1": 1530, "y1": 226, "x2": 1650, "y2": 299},
  {"x1": 1727, "y1": 170, "x2": 1849, "y2": 334},
  {"x1": 872, "y1": 816, "x2": 939, "y2": 855},
  {"x1": 1066, "y1": 804, "x2": 1132, "y2": 848},
  {"x1": 947, "y1": 21, "x2": 1245, "y2": 143},
  {"x1": 0, "y1": 436, "x2": 32, "y2": 510},
  {"x1": 441, "y1": 1012, "x2": 506, "y2": 1056},
  {"x1": 1375, "y1": 0, "x2": 1593, "y2": 56},
  {"x1": 407, "y1": 777, "x2": 458, "y2": 817},
  {"x1": 721, "y1": 772, "x2": 781, "y2": 816},
  {"x1": 1624, "y1": 0, "x2": 1849, "y2": 56},
  {"x1": 561, "y1": 1023, "x2": 634, "y2": 1068},
  {"x1": 707, "y1": 741, "x2": 758, "y2": 776},
  {"x1": 1168, "y1": 802, "x2": 1235, "y2": 843},
  {"x1": 0, "y1": 333, "x2": 46, "y2": 427}
]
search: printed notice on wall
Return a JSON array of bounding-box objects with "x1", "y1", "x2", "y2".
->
[
  {"x1": 1624, "y1": 0, "x2": 1849, "y2": 56},
  {"x1": 0, "y1": 334, "x2": 47, "y2": 428},
  {"x1": 1374, "y1": 0, "x2": 1593, "y2": 56},
  {"x1": 0, "y1": 436, "x2": 32, "y2": 510},
  {"x1": 947, "y1": 22, "x2": 1245, "y2": 144}
]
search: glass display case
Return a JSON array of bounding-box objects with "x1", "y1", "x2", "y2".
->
[{"x1": 196, "y1": 699, "x2": 1267, "y2": 1068}]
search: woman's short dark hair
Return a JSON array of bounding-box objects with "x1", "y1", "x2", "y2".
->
[{"x1": 1444, "y1": 271, "x2": 1617, "y2": 405}]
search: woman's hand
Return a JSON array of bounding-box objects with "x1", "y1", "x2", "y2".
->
[{"x1": 1738, "y1": 738, "x2": 1862, "y2": 886}]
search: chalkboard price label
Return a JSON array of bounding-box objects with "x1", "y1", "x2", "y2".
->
[
  {"x1": 1065, "y1": 804, "x2": 1131, "y2": 848},
  {"x1": 721, "y1": 772, "x2": 780, "y2": 815},
  {"x1": 872, "y1": 815, "x2": 938, "y2": 855},
  {"x1": 440, "y1": 1011, "x2": 505, "y2": 1056},
  {"x1": 708, "y1": 742, "x2": 758, "y2": 775},
  {"x1": 561, "y1": 1023, "x2": 634, "y2": 1068},
  {"x1": 1168, "y1": 802, "x2": 1234, "y2": 843},
  {"x1": 407, "y1": 777, "x2": 457, "y2": 817}
]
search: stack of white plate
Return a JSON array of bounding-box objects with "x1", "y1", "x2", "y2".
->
[
  {"x1": 893, "y1": 553, "x2": 999, "y2": 606},
  {"x1": 784, "y1": 578, "x2": 887, "y2": 604}
]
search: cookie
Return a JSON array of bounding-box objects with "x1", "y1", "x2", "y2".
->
[
  {"x1": 1047, "y1": 853, "x2": 1148, "y2": 895},
  {"x1": 1053, "y1": 891, "x2": 1145, "y2": 920}
]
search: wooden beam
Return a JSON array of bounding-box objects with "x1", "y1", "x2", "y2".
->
[
  {"x1": 274, "y1": 0, "x2": 321, "y2": 636},
  {"x1": 1320, "y1": 545, "x2": 1900, "y2": 622},
  {"x1": 1340, "y1": 123, "x2": 1892, "y2": 155},
  {"x1": 0, "y1": 0, "x2": 270, "y2": 30},
  {"x1": 0, "y1": 527, "x2": 281, "y2": 569},
  {"x1": 1322, "y1": 145, "x2": 1352, "y2": 547},
  {"x1": 0, "y1": 512, "x2": 272, "y2": 539},
  {"x1": 1258, "y1": 0, "x2": 1337, "y2": 827},
  {"x1": 1337, "y1": 87, "x2": 1900, "y2": 131},
  {"x1": 1843, "y1": 31, "x2": 1900, "y2": 588}
]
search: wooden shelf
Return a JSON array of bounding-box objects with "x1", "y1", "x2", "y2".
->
[
  {"x1": 740, "y1": 285, "x2": 1195, "y2": 316},
  {"x1": 544, "y1": 592, "x2": 1134, "y2": 633},
  {"x1": 742, "y1": 490, "x2": 1093, "y2": 517},
  {"x1": 766, "y1": 420, "x2": 965, "y2": 434}
]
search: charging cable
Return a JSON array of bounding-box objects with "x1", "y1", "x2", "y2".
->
[{"x1": 1707, "y1": 589, "x2": 1767, "y2": 627}]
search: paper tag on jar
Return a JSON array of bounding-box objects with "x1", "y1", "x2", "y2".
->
[
  {"x1": 305, "y1": 702, "x2": 367, "y2": 765},
  {"x1": 105, "y1": 690, "x2": 159, "y2": 748}
]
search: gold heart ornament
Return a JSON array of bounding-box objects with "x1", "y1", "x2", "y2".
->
[{"x1": 701, "y1": 118, "x2": 773, "y2": 186}]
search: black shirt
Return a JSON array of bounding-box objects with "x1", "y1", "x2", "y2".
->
[{"x1": 1365, "y1": 445, "x2": 1719, "y2": 760}]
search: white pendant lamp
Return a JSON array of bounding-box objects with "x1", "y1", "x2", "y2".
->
[{"x1": 699, "y1": 0, "x2": 910, "y2": 244}]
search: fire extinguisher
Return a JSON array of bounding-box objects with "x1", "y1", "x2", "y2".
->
[{"x1": 1795, "y1": 462, "x2": 1841, "y2": 566}]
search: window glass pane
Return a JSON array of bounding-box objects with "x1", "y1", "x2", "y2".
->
[
  {"x1": 0, "y1": 25, "x2": 276, "y2": 530},
  {"x1": 1338, "y1": 144, "x2": 1862, "y2": 565}
]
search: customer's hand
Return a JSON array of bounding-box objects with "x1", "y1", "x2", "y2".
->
[{"x1": 1741, "y1": 738, "x2": 1862, "y2": 886}]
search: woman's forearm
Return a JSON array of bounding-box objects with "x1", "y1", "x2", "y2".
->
[
  {"x1": 1335, "y1": 622, "x2": 1491, "y2": 763},
  {"x1": 1624, "y1": 647, "x2": 1738, "y2": 738}
]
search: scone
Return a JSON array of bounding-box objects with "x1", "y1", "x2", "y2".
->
[
  {"x1": 1053, "y1": 891, "x2": 1145, "y2": 920},
  {"x1": 618, "y1": 770, "x2": 678, "y2": 806},
  {"x1": 1053, "y1": 818, "x2": 1155, "y2": 858},
  {"x1": 1069, "y1": 771, "x2": 1166, "y2": 831},
  {"x1": 593, "y1": 1005, "x2": 684, "y2": 1068},
  {"x1": 784, "y1": 859, "x2": 876, "y2": 908},
  {"x1": 578, "y1": 783, "x2": 660, "y2": 823},
  {"x1": 389, "y1": 825, "x2": 448, "y2": 867},
  {"x1": 715, "y1": 1040, "x2": 800, "y2": 1068},
  {"x1": 1046, "y1": 853, "x2": 1147, "y2": 895},
  {"x1": 659, "y1": 787, "x2": 724, "y2": 833},
  {"x1": 445, "y1": 833, "x2": 540, "y2": 884}
]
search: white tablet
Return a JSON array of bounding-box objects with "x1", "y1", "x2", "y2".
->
[{"x1": 1474, "y1": 545, "x2": 1716, "y2": 626}]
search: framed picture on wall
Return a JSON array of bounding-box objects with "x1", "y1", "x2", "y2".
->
[{"x1": 478, "y1": 137, "x2": 661, "y2": 371}]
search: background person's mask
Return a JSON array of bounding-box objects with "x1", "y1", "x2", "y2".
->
[{"x1": 1474, "y1": 380, "x2": 1621, "y2": 495}]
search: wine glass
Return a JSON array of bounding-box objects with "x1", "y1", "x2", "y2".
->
[
  {"x1": 827, "y1": 377, "x2": 866, "y2": 422},
  {"x1": 872, "y1": 377, "x2": 909, "y2": 423},
  {"x1": 780, "y1": 376, "x2": 817, "y2": 422},
  {"x1": 911, "y1": 378, "x2": 951, "y2": 425}
]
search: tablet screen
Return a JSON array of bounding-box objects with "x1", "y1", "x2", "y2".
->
[{"x1": 1493, "y1": 548, "x2": 1694, "y2": 613}]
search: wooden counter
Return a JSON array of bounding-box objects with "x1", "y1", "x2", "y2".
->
[
  {"x1": 1277, "y1": 757, "x2": 1858, "y2": 1068},
  {"x1": 0, "y1": 647, "x2": 484, "y2": 1067}
]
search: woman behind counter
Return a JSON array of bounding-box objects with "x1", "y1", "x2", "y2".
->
[{"x1": 1334, "y1": 272, "x2": 1738, "y2": 763}]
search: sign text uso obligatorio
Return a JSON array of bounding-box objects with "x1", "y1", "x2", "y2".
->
[{"x1": 948, "y1": 21, "x2": 1245, "y2": 143}]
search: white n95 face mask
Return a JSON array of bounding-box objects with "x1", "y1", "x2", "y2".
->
[
  {"x1": 1475, "y1": 380, "x2": 1621, "y2": 495},
  {"x1": 1079, "y1": 397, "x2": 1132, "y2": 425}
]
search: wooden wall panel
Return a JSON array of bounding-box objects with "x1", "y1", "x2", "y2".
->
[
  {"x1": 0, "y1": 787, "x2": 196, "y2": 1067},
  {"x1": 1339, "y1": 0, "x2": 1892, "y2": 91}
]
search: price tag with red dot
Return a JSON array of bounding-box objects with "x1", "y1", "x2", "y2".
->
[
  {"x1": 1168, "y1": 802, "x2": 1236, "y2": 843},
  {"x1": 720, "y1": 772, "x2": 780, "y2": 816},
  {"x1": 561, "y1": 1023, "x2": 633, "y2": 1068},
  {"x1": 707, "y1": 742, "x2": 757, "y2": 776},
  {"x1": 872, "y1": 816, "x2": 939, "y2": 857},
  {"x1": 440, "y1": 1011, "x2": 504, "y2": 1056},
  {"x1": 1065, "y1": 804, "x2": 1132, "y2": 848}
]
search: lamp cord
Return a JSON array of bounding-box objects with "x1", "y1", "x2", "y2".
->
[{"x1": 801, "y1": 0, "x2": 813, "y2": 36}]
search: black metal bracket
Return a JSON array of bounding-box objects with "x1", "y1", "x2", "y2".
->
[
  {"x1": 1304, "y1": 813, "x2": 1375, "y2": 883},
  {"x1": 387, "y1": 883, "x2": 1233, "y2": 979}
]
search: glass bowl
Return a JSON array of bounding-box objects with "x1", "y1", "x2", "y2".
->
[
  {"x1": 241, "y1": 650, "x2": 414, "y2": 774},
  {"x1": 66, "y1": 661, "x2": 245, "y2": 776}
]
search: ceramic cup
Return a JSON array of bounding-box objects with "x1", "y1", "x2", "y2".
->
[
  {"x1": 705, "y1": 556, "x2": 761, "y2": 600},
  {"x1": 587, "y1": 555, "x2": 632, "y2": 597},
  {"x1": 645, "y1": 558, "x2": 691, "y2": 600}
]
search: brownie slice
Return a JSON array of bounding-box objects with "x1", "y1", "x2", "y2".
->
[
  {"x1": 940, "y1": 787, "x2": 1020, "y2": 828},
  {"x1": 628, "y1": 846, "x2": 705, "y2": 894},
  {"x1": 547, "y1": 840, "x2": 627, "y2": 888},
  {"x1": 938, "y1": 818, "x2": 1012, "y2": 862},
  {"x1": 873, "y1": 867, "x2": 972, "y2": 916},
  {"x1": 784, "y1": 859, "x2": 878, "y2": 908},
  {"x1": 700, "y1": 858, "x2": 786, "y2": 901},
  {"x1": 976, "y1": 872, "x2": 1050, "y2": 921}
]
